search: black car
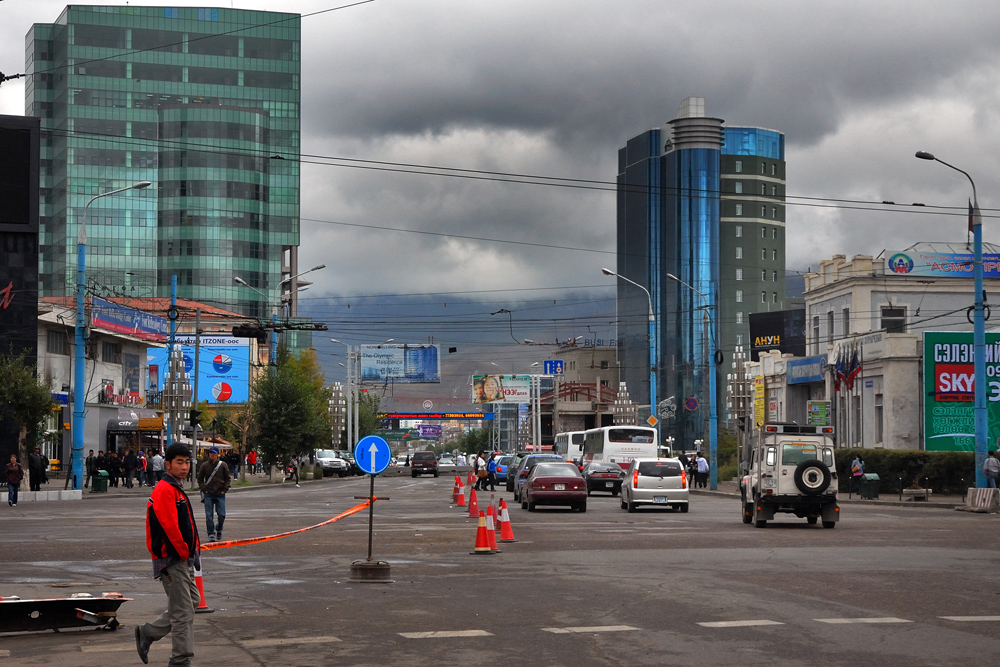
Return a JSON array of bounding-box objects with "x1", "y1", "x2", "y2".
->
[
  {"x1": 505, "y1": 450, "x2": 537, "y2": 492},
  {"x1": 582, "y1": 461, "x2": 625, "y2": 496}
]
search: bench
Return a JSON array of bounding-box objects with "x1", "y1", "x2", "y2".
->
[{"x1": 900, "y1": 488, "x2": 933, "y2": 501}]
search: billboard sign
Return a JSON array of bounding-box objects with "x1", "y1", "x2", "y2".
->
[
  {"x1": 923, "y1": 331, "x2": 1000, "y2": 451},
  {"x1": 146, "y1": 335, "x2": 250, "y2": 404},
  {"x1": 417, "y1": 424, "x2": 442, "y2": 439},
  {"x1": 886, "y1": 249, "x2": 1000, "y2": 278},
  {"x1": 748, "y1": 309, "x2": 806, "y2": 360},
  {"x1": 787, "y1": 355, "x2": 827, "y2": 384},
  {"x1": 359, "y1": 344, "x2": 440, "y2": 384},
  {"x1": 807, "y1": 400, "x2": 831, "y2": 426},
  {"x1": 754, "y1": 378, "x2": 766, "y2": 428},
  {"x1": 471, "y1": 374, "x2": 531, "y2": 404},
  {"x1": 92, "y1": 297, "x2": 169, "y2": 342}
]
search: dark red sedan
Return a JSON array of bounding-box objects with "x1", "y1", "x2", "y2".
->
[{"x1": 521, "y1": 462, "x2": 588, "y2": 512}]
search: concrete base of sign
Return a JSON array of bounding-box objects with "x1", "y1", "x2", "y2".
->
[{"x1": 349, "y1": 559, "x2": 393, "y2": 583}]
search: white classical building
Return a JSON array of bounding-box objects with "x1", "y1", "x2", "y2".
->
[{"x1": 747, "y1": 246, "x2": 1000, "y2": 449}]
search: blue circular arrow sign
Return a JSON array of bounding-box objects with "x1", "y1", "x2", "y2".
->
[{"x1": 355, "y1": 435, "x2": 392, "y2": 475}]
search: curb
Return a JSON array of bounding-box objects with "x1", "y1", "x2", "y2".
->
[{"x1": 689, "y1": 488, "x2": 963, "y2": 510}]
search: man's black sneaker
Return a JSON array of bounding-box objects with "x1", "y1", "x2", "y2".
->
[{"x1": 135, "y1": 625, "x2": 151, "y2": 664}]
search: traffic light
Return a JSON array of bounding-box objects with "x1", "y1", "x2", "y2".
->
[
  {"x1": 232, "y1": 325, "x2": 269, "y2": 345},
  {"x1": 189, "y1": 408, "x2": 202, "y2": 429}
]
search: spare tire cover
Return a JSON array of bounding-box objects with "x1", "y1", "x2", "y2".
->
[{"x1": 794, "y1": 459, "x2": 831, "y2": 496}]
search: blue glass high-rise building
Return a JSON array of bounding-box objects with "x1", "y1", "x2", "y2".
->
[{"x1": 616, "y1": 98, "x2": 786, "y2": 444}]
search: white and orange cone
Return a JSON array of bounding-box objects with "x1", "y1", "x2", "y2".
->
[
  {"x1": 467, "y1": 487, "x2": 480, "y2": 518},
  {"x1": 452, "y1": 475, "x2": 463, "y2": 504},
  {"x1": 498, "y1": 499, "x2": 517, "y2": 542},
  {"x1": 194, "y1": 564, "x2": 214, "y2": 614},
  {"x1": 485, "y1": 505, "x2": 500, "y2": 552},
  {"x1": 470, "y1": 511, "x2": 495, "y2": 555}
]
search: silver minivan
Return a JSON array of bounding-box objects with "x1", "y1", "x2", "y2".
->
[{"x1": 620, "y1": 458, "x2": 689, "y2": 512}]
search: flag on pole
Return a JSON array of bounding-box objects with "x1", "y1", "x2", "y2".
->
[{"x1": 846, "y1": 343, "x2": 862, "y2": 391}]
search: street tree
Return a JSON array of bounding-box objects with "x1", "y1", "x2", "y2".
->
[
  {"x1": 0, "y1": 349, "x2": 55, "y2": 464},
  {"x1": 356, "y1": 390, "x2": 382, "y2": 440}
]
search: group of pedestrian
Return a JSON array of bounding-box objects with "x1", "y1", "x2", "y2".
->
[
  {"x1": 472, "y1": 450, "x2": 499, "y2": 491},
  {"x1": 681, "y1": 452, "x2": 710, "y2": 488},
  {"x1": 83, "y1": 448, "x2": 164, "y2": 489}
]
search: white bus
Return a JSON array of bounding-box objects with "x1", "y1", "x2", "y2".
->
[
  {"x1": 554, "y1": 431, "x2": 586, "y2": 463},
  {"x1": 582, "y1": 426, "x2": 658, "y2": 469}
]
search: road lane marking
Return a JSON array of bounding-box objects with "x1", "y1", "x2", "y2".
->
[
  {"x1": 542, "y1": 625, "x2": 639, "y2": 634},
  {"x1": 940, "y1": 616, "x2": 1000, "y2": 622},
  {"x1": 698, "y1": 620, "x2": 784, "y2": 628},
  {"x1": 814, "y1": 618, "x2": 912, "y2": 624},
  {"x1": 0, "y1": 650, "x2": 9, "y2": 657},
  {"x1": 399, "y1": 630, "x2": 493, "y2": 638},
  {"x1": 239, "y1": 636, "x2": 342, "y2": 647},
  {"x1": 80, "y1": 645, "x2": 134, "y2": 653}
]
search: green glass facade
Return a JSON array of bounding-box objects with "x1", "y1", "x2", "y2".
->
[{"x1": 26, "y1": 5, "x2": 300, "y2": 319}]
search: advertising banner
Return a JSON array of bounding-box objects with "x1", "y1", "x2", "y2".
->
[
  {"x1": 787, "y1": 355, "x2": 827, "y2": 384},
  {"x1": 748, "y1": 309, "x2": 806, "y2": 360},
  {"x1": 417, "y1": 424, "x2": 442, "y2": 439},
  {"x1": 923, "y1": 331, "x2": 1000, "y2": 451},
  {"x1": 886, "y1": 249, "x2": 1000, "y2": 278},
  {"x1": 359, "y1": 344, "x2": 440, "y2": 384},
  {"x1": 146, "y1": 336, "x2": 251, "y2": 404},
  {"x1": 807, "y1": 400, "x2": 831, "y2": 426},
  {"x1": 471, "y1": 374, "x2": 531, "y2": 404},
  {"x1": 754, "y1": 378, "x2": 766, "y2": 427},
  {"x1": 92, "y1": 297, "x2": 168, "y2": 342}
]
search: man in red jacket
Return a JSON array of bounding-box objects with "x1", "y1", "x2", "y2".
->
[{"x1": 135, "y1": 443, "x2": 201, "y2": 666}]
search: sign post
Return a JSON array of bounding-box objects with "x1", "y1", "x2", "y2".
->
[{"x1": 350, "y1": 435, "x2": 393, "y2": 582}]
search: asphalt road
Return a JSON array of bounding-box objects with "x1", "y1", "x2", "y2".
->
[{"x1": 2, "y1": 475, "x2": 999, "y2": 666}]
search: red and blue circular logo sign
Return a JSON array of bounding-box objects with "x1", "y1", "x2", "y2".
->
[
  {"x1": 212, "y1": 382, "x2": 233, "y2": 402},
  {"x1": 685, "y1": 396, "x2": 699, "y2": 411},
  {"x1": 212, "y1": 353, "x2": 233, "y2": 373}
]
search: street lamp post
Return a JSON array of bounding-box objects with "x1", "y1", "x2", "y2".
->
[
  {"x1": 73, "y1": 181, "x2": 152, "y2": 490},
  {"x1": 666, "y1": 272, "x2": 718, "y2": 490},
  {"x1": 916, "y1": 151, "x2": 987, "y2": 487},
  {"x1": 601, "y1": 268, "x2": 657, "y2": 432}
]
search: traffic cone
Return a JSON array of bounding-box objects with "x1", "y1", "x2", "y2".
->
[
  {"x1": 194, "y1": 564, "x2": 214, "y2": 614},
  {"x1": 470, "y1": 511, "x2": 495, "y2": 555},
  {"x1": 452, "y1": 476, "x2": 463, "y2": 504},
  {"x1": 467, "y1": 487, "x2": 479, "y2": 518},
  {"x1": 467, "y1": 470, "x2": 474, "y2": 488},
  {"x1": 498, "y1": 499, "x2": 517, "y2": 542},
  {"x1": 485, "y1": 505, "x2": 500, "y2": 552}
]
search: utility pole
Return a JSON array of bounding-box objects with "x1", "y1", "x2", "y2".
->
[{"x1": 191, "y1": 307, "x2": 201, "y2": 488}]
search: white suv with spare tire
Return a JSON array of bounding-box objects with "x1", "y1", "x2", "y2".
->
[{"x1": 740, "y1": 423, "x2": 839, "y2": 528}]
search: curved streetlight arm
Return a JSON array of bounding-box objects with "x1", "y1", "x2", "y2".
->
[
  {"x1": 602, "y1": 268, "x2": 653, "y2": 321},
  {"x1": 79, "y1": 181, "x2": 152, "y2": 243},
  {"x1": 665, "y1": 272, "x2": 707, "y2": 302},
  {"x1": 916, "y1": 152, "x2": 978, "y2": 208}
]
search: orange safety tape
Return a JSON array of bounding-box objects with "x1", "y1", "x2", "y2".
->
[{"x1": 200, "y1": 499, "x2": 372, "y2": 551}]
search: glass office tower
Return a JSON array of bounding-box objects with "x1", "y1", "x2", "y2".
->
[
  {"x1": 26, "y1": 5, "x2": 300, "y2": 319},
  {"x1": 616, "y1": 98, "x2": 722, "y2": 445}
]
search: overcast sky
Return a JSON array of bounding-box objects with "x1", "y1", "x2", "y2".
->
[{"x1": 3, "y1": 0, "x2": 999, "y2": 408}]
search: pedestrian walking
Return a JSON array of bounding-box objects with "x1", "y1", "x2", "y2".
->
[
  {"x1": 84, "y1": 449, "x2": 97, "y2": 488},
  {"x1": 475, "y1": 451, "x2": 488, "y2": 491},
  {"x1": 196, "y1": 447, "x2": 232, "y2": 542},
  {"x1": 5, "y1": 454, "x2": 24, "y2": 507},
  {"x1": 106, "y1": 452, "x2": 120, "y2": 488},
  {"x1": 135, "y1": 442, "x2": 201, "y2": 667},
  {"x1": 150, "y1": 450, "x2": 164, "y2": 485},
  {"x1": 285, "y1": 455, "x2": 300, "y2": 487},
  {"x1": 247, "y1": 449, "x2": 258, "y2": 475},
  {"x1": 124, "y1": 448, "x2": 138, "y2": 489},
  {"x1": 850, "y1": 454, "x2": 865, "y2": 495},
  {"x1": 137, "y1": 451, "x2": 148, "y2": 487},
  {"x1": 985, "y1": 451, "x2": 1000, "y2": 489},
  {"x1": 28, "y1": 447, "x2": 46, "y2": 492},
  {"x1": 695, "y1": 452, "x2": 709, "y2": 488},
  {"x1": 486, "y1": 452, "x2": 498, "y2": 492}
]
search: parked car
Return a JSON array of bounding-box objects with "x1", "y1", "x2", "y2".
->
[
  {"x1": 582, "y1": 461, "x2": 625, "y2": 496},
  {"x1": 620, "y1": 458, "x2": 689, "y2": 513},
  {"x1": 438, "y1": 455, "x2": 456, "y2": 470},
  {"x1": 335, "y1": 450, "x2": 364, "y2": 476},
  {"x1": 410, "y1": 450, "x2": 439, "y2": 478},
  {"x1": 315, "y1": 449, "x2": 350, "y2": 477},
  {"x1": 512, "y1": 454, "x2": 564, "y2": 502},
  {"x1": 495, "y1": 455, "x2": 513, "y2": 483},
  {"x1": 521, "y1": 462, "x2": 588, "y2": 512},
  {"x1": 506, "y1": 450, "x2": 540, "y2": 491}
]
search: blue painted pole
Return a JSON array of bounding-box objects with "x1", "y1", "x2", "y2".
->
[
  {"x1": 708, "y1": 309, "x2": 718, "y2": 490},
  {"x1": 974, "y1": 205, "x2": 987, "y2": 488},
  {"x1": 271, "y1": 312, "x2": 278, "y2": 368},
  {"x1": 71, "y1": 227, "x2": 87, "y2": 490}
]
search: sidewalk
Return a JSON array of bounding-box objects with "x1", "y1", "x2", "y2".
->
[{"x1": 691, "y1": 479, "x2": 966, "y2": 509}]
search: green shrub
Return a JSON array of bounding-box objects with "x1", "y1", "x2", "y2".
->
[
  {"x1": 716, "y1": 462, "x2": 739, "y2": 482},
  {"x1": 314, "y1": 464, "x2": 324, "y2": 479},
  {"x1": 835, "y1": 449, "x2": 976, "y2": 495}
]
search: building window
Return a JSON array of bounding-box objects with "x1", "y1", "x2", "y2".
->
[
  {"x1": 812, "y1": 316, "x2": 820, "y2": 353},
  {"x1": 735, "y1": 224, "x2": 743, "y2": 237},
  {"x1": 736, "y1": 268, "x2": 743, "y2": 281},
  {"x1": 761, "y1": 205, "x2": 767, "y2": 217},
  {"x1": 827, "y1": 312, "x2": 835, "y2": 342},
  {"x1": 761, "y1": 269, "x2": 767, "y2": 281},
  {"x1": 761, "y1": 162, "x2": 767, "y2": 174},
  {"x1": 736, "y1": 246, "x2": 743, "y2": 259},
  {"x1": 881, "y1": 306, "x2": 906, "y2": 333},
  {"x1": 47, "y1": 329, "x2": 67, "y2": 356},
  {"x1": 600, "y1": 360, "x2": 610, "y2": 369},
  {"x1": 101, "y1": 341, "x2": 122, "y2": 364},
  {"x1": 771, "y1": 206, "x2": 777, "y2": 219},
  {"x1": 773, "y1": 292, "x2": 778, "y2": 303},
  {"x1": 772, "y1": 249, "x2": 777, "y2": 261},
  {"x1": 761, "y1": 227, "x2": 767, "y2": 239},
  {"x1": 772, "y1": 164, "x2": 777, "y2": 176},
  {"x1": 771, "y1": 185, "x2": 777, "y2": 196},
  {"x1": 773, "y1": 228, "x2": 777, "y2": 239},
  {"x1": 773, "y1": 270, "x2": 778, "y2": 282},
  {"x1": 761, "y1": 292, "x2": 767, "y2": 303},
  {"x1": 735, "y1": 203, "x2": 743, "y2": 216},
  {"x1": 736, "y1": 312, "x2": 743, "y2": 324},
  {"x1": 735, "y1": 160, "x2": 743, "y2": 173},
  {"x1": 761, "y1": 183, "x2": 767, "y2": 196},
  {"x1": 875, "y1": 394, "x2": 884, "y2": 443},
  {"x1": 843, "y1": 307, "x2": 850, "y2": 336},
  {"x1": 735, "y1": 181, "x2": 743, "y2": 194},
  {"x1": 736, "y1": 290, "x2": 744, "y2": 303},
  {"x1": 762, "y1": 248, "x2": 767, "y2": 260},
  {"x1": 736, "y1": 333, "x2": 743, "y2": 345}
]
